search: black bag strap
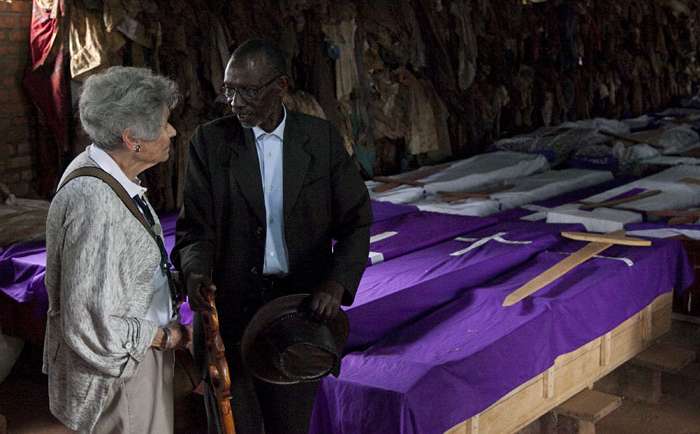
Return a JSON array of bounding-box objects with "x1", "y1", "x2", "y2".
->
[
  {"x1": 58, "y1": 167, "x2": 155, "y2": 241},
  {"x1": 58, "y1": 166, "x2": 183, "y2": 307}
]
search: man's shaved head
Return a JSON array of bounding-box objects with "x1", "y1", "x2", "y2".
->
[{"x1": 229, "y1": 38, "x2": 288, "y2": 78}]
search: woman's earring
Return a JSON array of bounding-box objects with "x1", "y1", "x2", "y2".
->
[{"x1": 135, "y1": 144, "x2": 141, "y2": 153}]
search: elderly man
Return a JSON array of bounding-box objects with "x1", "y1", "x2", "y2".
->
[{"x1": 173, "y1": 39, "x2": 371, "y2": 433}]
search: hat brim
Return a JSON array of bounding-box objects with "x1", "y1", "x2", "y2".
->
[{"x1": 241, "y1": 293, "x2": 349, "y2": 384}]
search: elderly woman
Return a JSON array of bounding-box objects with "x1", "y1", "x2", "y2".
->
[{"x1": 43, "y1": 66, "x2": 188, "y2": 433}]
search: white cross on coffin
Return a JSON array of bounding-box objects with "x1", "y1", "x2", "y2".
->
[{"x1": 449, "y1": 232, "x2": 532, "y2": 256}]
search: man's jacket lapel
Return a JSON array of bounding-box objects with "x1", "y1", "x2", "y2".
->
[
  {"x1": 227, "y1": 127, "x2": 266, "y2": 226},
  {"x1": 282, "y1": 112, "x2": 310, "y2": 222}
]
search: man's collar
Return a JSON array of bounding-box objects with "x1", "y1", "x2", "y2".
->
[
  {"x1": 88, "y1": 144, "x2": 147, "y2": 198},
  {"x1": 252, "y1": 105, "x2": 287, "y2": 141}
]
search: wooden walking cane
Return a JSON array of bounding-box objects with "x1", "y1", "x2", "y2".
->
[
  {"x1": 202, "y1": 287, "x2": 236, "y2": 434},
  {"x1": 503, "y1": 231, "x2": 651, "y2": 307}
]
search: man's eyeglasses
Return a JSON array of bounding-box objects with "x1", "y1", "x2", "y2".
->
[{"x1": 221, "y1": 75, "x2": 281, "y2": 101}]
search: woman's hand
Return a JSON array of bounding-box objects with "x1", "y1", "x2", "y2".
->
[
  {"x1": 151, "y1": 321, "x2": 192, "y2": 350},
  {"x1": 179, "y1": 322, "x2": 194, "y2": 352}
]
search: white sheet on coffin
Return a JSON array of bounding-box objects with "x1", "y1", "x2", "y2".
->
[
  {"x1": 366, "y1": 151, "x2": 549, "y2": 204},
  {"x1": 581, "y1": 165, "x2": 700, "y2": 212},
  {"x1": 491, "y1": 169, "x2": 613, "y2": 210},
  {"x1": 545, "y1": 204, "x2": 643, "y2": 233}
]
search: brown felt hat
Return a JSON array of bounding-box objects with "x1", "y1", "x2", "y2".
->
[{"x1": 241, "y1": 294, "x2": 349, "y2": 384}]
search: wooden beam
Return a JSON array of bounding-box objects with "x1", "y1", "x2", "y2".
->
[
  {"x1": 503, "y1": 242, "x2": 612, "y2": 306},
  {"x1": 631, "y1": 343, "x2": 696, "y2": 374},
  {"x1": 554, "y1": 389, "x2": 622, "y2": 423},
  {"x1": 371, "y1": 163, "x2": 451, "y2": 193},
  {"x1": 438, "y1": 183, "x2": 514, "y2": 202},
  {"x1": 371, "y1": 177, "x2": 425, "y2": 193},
  {"x1": 560, "y1": 231, "x2": 651, "y2": 246},
  {"x1": 578, "y1": 190, "x2": 661, "y2": 210}
]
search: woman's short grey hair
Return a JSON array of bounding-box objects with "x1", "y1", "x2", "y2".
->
[{"x1": 79, "y1": 66, "x2": 180, "y2": 151}]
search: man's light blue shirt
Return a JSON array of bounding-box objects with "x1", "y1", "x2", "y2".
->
[{"x1": 252, "y1": 107, "x2": 290, "y2": 275}]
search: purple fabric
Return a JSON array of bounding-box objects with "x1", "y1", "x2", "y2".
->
[
  {"x1": 0, "y1": 209, "x2": 487, "y2": 328},
  {"x1": 345, "y1": 220, "x2": 584, "y2": 351},
  {"x1": 494, "y1": 177, "x2": 635, "y2": 222},
  {"x1": 0, "y1": 214, "x2": 189, "y2": 334},
  {"x1": 0, "y1": 241, "x2": 48, "y2": 303},
  {"x1": 312, "y1": 237, "x2": 693, "y2": 434},
  {"x1": 0, "y1": 213, "x2": 179, "y2": 304},
  {"x1": 371, "y1": 200, "x2": 419, "y2": 223},
  {"x1": 605, "y1": 187, "x2": 647, "y2": 202},
  {"x1": 368, "y1": 212, "x2": 497, "y2": 265}
]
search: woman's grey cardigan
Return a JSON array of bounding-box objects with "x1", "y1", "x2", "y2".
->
[{"x1": 43, "y1": 151, "x2": 164, "y2": 432}]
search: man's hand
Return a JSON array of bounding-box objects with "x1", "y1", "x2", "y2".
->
[
  {"x1": 309, "y1": 280, "x2": 345, "y2": 321},
  {"x1": 186, "y1": 272, "x2": 216, "y2": 312}
]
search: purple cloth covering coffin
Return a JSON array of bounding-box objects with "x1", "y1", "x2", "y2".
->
[
  {"x1": 312, "y1": 237, "x2": 693, "y2": 434},
  {"x1": 0, "y1": 241, "x2": 48, "y2": 304},
  {"x1": 368, "y1": 211, "x2": 498, "y2": 265},
  {"x1": 0, "y1": 214, "x2": 184, "y2": 339},
  {"x1": 371, "y1": 200, "x2": 418, "y2": 223},
  {"x1": 0, "y1": 207, "x2": 489, "y2": 331},
  {"x1": 0, "y1": 213, "x2": 179, "y2": 304},
  {"x1": 345, "y1": 220, "x2": 584, "y2": 351}
]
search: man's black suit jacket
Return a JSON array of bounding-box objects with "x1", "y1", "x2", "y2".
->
[{"x1": 173, "y1": 111, "x2": 372, "y2": 341}]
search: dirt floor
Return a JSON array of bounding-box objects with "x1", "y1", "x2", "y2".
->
[
  {"x1": 1, "y1": 320, "x2": 698, "y2": 434},
  {"x1": 596, "y1": 319, "x2": 700, "y2": 434}
]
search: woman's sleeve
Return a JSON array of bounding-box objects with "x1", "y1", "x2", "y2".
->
[{"x1": 59, "y1": 187, "x2": 159, "y2": 379}]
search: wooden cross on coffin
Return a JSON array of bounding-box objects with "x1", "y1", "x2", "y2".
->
[
  {"x1": 502, "y1": 231, "x2": 651, "y2": 307},
  {"x1": 437, "y1": 182, "x2": 514, "y2": 203},
  {"x1": 371, "y1": 163, "x2": 451, "y2": 193},
  {"x1": 639, "y1": 178, "x2": 700, "y2": 224}
]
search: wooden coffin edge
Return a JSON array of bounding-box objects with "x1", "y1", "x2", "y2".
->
[{"x1": 445, "y1": 290, "x2": 673, "y2": 434}]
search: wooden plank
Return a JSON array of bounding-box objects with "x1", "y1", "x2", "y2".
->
[
  {"x1": 578, "y1": 190, "x2": 662, "y2": 210},
  {"x1": 641, "y1": 304, "x2": 653, "y2": 342},
  {"x1": 680, "y1": 177, "x2": 700, "y2": 186},
  {"x1": 600, "y1": 333, "x2": 612, "y2": 367},
  {"x1": 631, "y1": 343, "x2": 696, "y2": 373},
  {"x1": 371, "y1": 176, "x2": 425, "y2": 193},
  {"x1": 553, "y1": 389, "x2": 622, "y2": 423},
  {"x1": 446, "y1": 291, "x2": 672, "y2": 434},
  {"x1": 647, "y1": 209, "x2": 700, "y2": 220},
  {"x1": 371, "y1": 163, "x2": 451, "y2": 193},
  {"x1": 503, "y1": 242, "x2": 612, "y2": 306},
  {"x1": 502, "y1": 227, "x2": 650, "y2": 306},
  {"x1": 543, "y1": 367, "x2": 555, "y2": 399},
  {"x1": 560, "y1": 231, "x2": 651, "y2": 246},
  {"x1": 599, "y1": 129, "x2": 666, "y2": 148},
  {"x1": 438, "y1": 183, "x2": 514, "y2": 202}
]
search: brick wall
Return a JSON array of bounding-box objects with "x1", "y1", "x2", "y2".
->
[{"x1": 0, "y1": 0, "x2": 36, "y2": 198}]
